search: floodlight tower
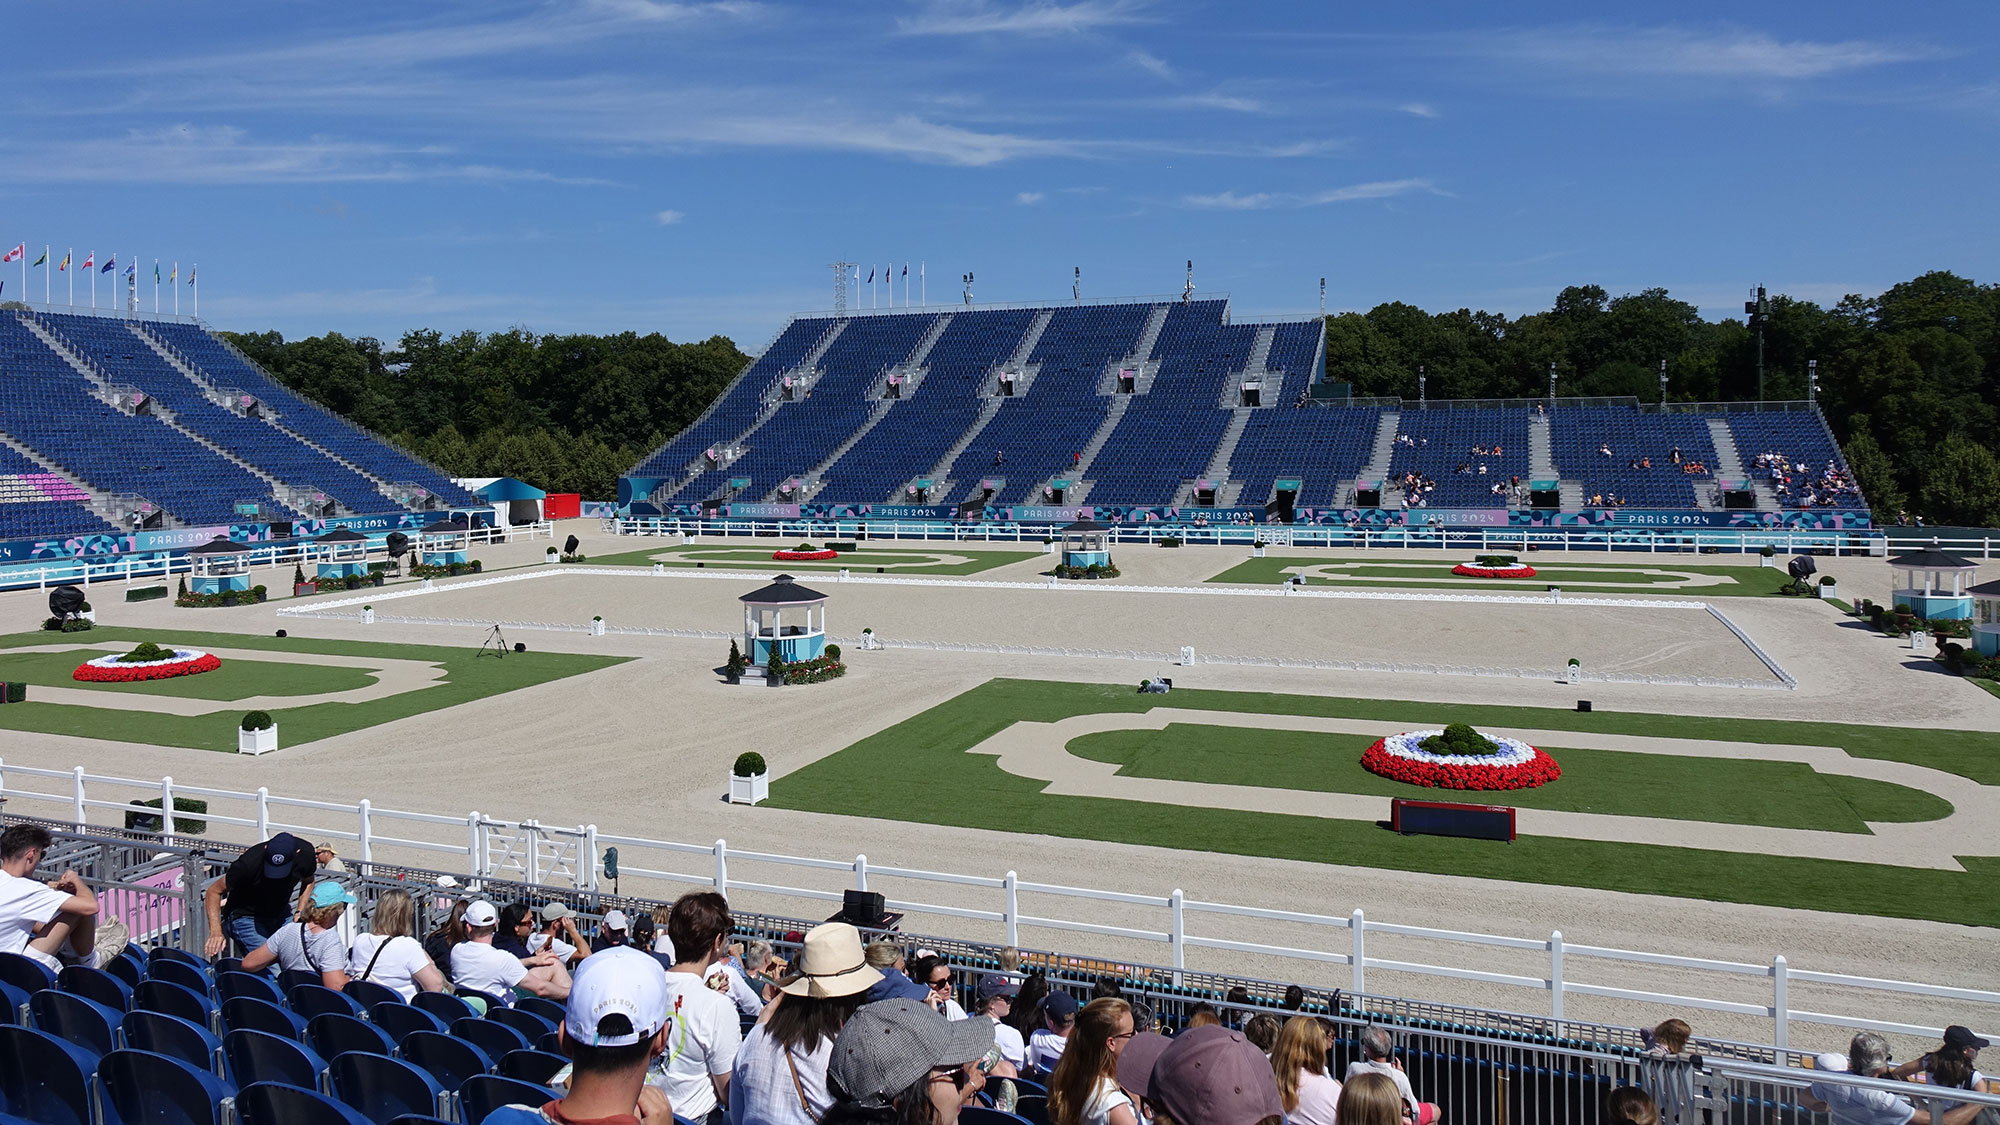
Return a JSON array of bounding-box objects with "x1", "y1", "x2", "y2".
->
[
  {"x1": 1808, "y1": 359, "x2": 1819, "y2": 406},
  {"x1": 1744, "y1": 284, "x2": 1768, "y2": 401},
  {"x1": 1418, "y1": 364, "x2": 1426, "y2": 406},
  {"x1": 962, "y1": 272, "x2": 974, "y2": 306},
  {"x1": 1548, "y1": 361, "x2": 1558, "y2": 406},
  {"x1": 830, "y1": 262, "x2": 854, "y2": 315},
  {"x1": 1659, "y1": 359, "x2": 1668, "y2": 405},
  {"x1": 1182, "y1": 260, "x2": 1194, "y2": 304}
]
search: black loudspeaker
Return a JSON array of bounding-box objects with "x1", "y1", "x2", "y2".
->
[
  {"x1": 385, "y1": 531, "x2": 411, "y2": 557},
  {"x1": 1530, "y1": 488, "x2": 1561, "y2": 509},
  {"x1": 564, "y1": 535, "x2": 580, "y2": 555},
  {"x1": 513, "y1": 642, "x2": 527, "y2": 653},
  {"x1": 49, "y1": 585, "x2": 85, "y2": 619},
  {"x1": 1576, "y1": 701, "x2": 1592, "y2": 713},
  {"x1": 1355, "y1": 488, "x2": 1381, "y2": 508},
  {"x1": 842, "y1": 889, "x2": 885, "y2": 927}
]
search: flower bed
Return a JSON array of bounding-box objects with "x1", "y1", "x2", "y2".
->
[
  {"x1": 1452, "y1": 562, "x2": 1537, "y2": 579},
  {"x1": 74, "y1": 647, "x2": 222, "y2": 683},
  {"x1": 772, "y1": 549, "x2": 839, "y2": 561},
  {"x1": 773, "y1": 654, "x2": 846, "y2": 684},
  {"x1": 1361, "y1": 729, "x2": 1561, "y2": 790}
]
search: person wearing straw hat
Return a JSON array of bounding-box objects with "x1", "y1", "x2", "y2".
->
[{"x1": 729, "y1": 922, "x2": 881, "y2": 1125}]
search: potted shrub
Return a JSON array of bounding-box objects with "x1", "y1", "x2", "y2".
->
[
  {"x1": 766, "y1": 642, "x2": 785, "y2": 686},
  {"x1": 1565, "y1": 657, "x2": 1582, "y2": 684},
  {"x1": 1759, "y1": 545, "x2": 1776, "y2": 568},
  {"x1": 1894, "y1": 603, "x2": 1915, "y2": 632},
  {"x1": 361, "y1": 604, "x2": 375, "y2": 624},
  {"x1": 589, "y1": 614, "x2": 607, "y2": 636},
  {"x1": 724, "y1": 639, "x2": 748, "y2": 683},
  {"x1": 1159, "y1": 535, "x2": 1183, "y2": 548},
  {"x1": 546, "y1": 546, "x2": 561, "y2": 564},
  {"x1": 825, "y1": 643, "x2": 842, "y2": 660},
  {"x1": 1041, "y1": 537, "x2": 1055, "y2": 555},
  {"x1": 252, "y1": 585, "x2": 268, "y2": 604},
  {"x1": 1818, "y1": 575, "x2": 1837, "y2": 600},
  {"x1": 77, "y1": 600, "x2": 95, "y2": 623},
  {"x1": 730, "y1": 751, "x2": 769, "y2": 805},
  {"x1": 238, "y1": 710, "x2": 278, "y2": 755},
  {"x1": 861, "y1": 626, "x2": 877, "y2": 650},
  {"x1": 125, "y1": 797, "x2": 209, "y2": 836}
]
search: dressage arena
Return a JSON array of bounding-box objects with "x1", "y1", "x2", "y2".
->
[{"x1": 3, "y1": 526, "x2": 1998, "y2": 1046}]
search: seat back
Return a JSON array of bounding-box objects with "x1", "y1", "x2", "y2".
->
[
  {"x1": 121, "y1": 1009, "x2": 226, "y2": 1077},
  {"x1": 454, "y1": 988, "x2": 508, "y2": 1013},
  {"x1": 370, "y1": 1003, "x2": 447, "y2": 1044},
  {"x1": 400, "y1": 1031, "x2": 492, "y2": 1092},
  {"x1": 0, "y1": 953, "x2": 55, "y2": 998},
  {"x1": 495, "y1": 1049, "x2": 567, "y2": 1086},
  {"x1": 28, "y1": 988, "x2": 123, "y2": 1059},
  {"x1": 344, "y1": 979, "x2": 404, "y2": 1010},
  {"x1": 103, "y1": 954, "x2": 144, "y2": 990},
  {"x1": 148, "y1": 947, "x2": 209, "y2": 972},
  {"x1": 1014, "y1": 1094, "x2": 1050, "y2": 1125},
  {"x1": 280, "y1": 969, "x2": 325, "y2": 993},
  {"x1": 290, "y1": 983, "x2": 366, "y2": 1021},
  {"x1": 457, "y1": 1074, "x2": 561, "y2": 1124},
  {"x1": 452, "y1": 1016, "x2": 529, "y2": 1058},
  {"x1": 136, "y1": 978, "x2": 218, "y2": 1028},
  {"x1": 218, "y1": 971, "x2": 286, "y2": 1006},
  {"x1": 328, "y1": 1051, "x2": 447, "y2": 1124},
  {"x1": 57, "y1": 963, "x2": 133, "y2": 1011},
  {"x1": 0, "y1": 981, "x2": 26, "y2": 1027},
  {"x1": 487, "y1": 1006, "x2": 554, "y2": 1042},
  {"x1": 225, "y1": 1028, "x2": 330, "y2": 1091},
  {"x1": 236, "y1": 1080, "x2": 376, "y2": 1125},
  {"x1": 512, "y1": 996, "x2": 565, "y2": 1026},
  {"x1": 95, "y1": 1047, "x2": 235, "y2": 1125},
  {"x1": 147, "y1": 958, "x2": 215, "y2": 998},
  {"x1": 307, "y1": 1013, "x2": 397, "y2": 1060},
  {"x1": 410, "y1": 992, "x2": 475, "y2": 1024},
  {"x1": 0, "y1": 1025, "x2": 97, "y2": 1125},
  {"x1": 222, "y1": 995, "x2": 307, "y2": 1039}
]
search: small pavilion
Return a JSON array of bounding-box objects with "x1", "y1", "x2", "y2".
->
[
  {"x1": 1888, "y1": 543, "x2": 1979, "y2": 621},
  {"x1": 186, "y1": 537, "x2": 254, "y2": 595},
  {"x1": 313, "y1": 528, "x2": 371, "y2": 582},
  {"x1": 418, "y1": 518, "x2": 472, "y2": 567},
  {"x1": 1061, "y1": 519, "x2": 1112, "y2": 570},
  {"x1": 740, "y1": 574, "x2": 828, "y2": 665},
  {"x1": 1970, "y1": 578, "x2": 2000, "y2": 658}
]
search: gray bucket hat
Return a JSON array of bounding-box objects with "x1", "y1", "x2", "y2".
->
[{"x1": 828, "y1": 998, "x2": 995, "y2": 1108}]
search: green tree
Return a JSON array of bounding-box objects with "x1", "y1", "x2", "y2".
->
[{"x1": 1919, "y1": 433, "x2": 2000, "y2": 527}]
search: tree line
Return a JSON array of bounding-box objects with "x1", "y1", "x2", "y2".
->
[{"x1": 224, "y1": 269, "x2": 2000, "y2": 526}]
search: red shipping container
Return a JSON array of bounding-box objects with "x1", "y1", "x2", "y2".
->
[{"x1": 543, "y1": 493, "x2": 581, "y2": 520}]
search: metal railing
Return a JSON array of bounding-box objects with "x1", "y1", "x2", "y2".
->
[{"x1": 4, "y1": 764, "x2": 1993, "y2": 1052}]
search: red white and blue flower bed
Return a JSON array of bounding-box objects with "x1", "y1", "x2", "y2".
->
[
  {"x1": 1362, "y1": 730, "x2": 1562, "y2": 790},
  {"x1": 1451, "y1": 562, "x2": 1537, "y2": 579},
  {"x1": 772, "y1": 549, "x2": 839, "y2": 561},
  {"x1": 73, "y1": 648, "x2": 222, "y2": 683}
]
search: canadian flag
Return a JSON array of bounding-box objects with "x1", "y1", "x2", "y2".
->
[{"x1": 0, "y1": 244, "x2": 21, "y2": 263}]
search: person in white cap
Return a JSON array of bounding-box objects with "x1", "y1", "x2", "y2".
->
[
  {"x1": 594, "y1": 910, "x2": 633, "y2": 952},
  {"x1": 453, "y1": 899, "x2": 572, "y2": 1006},
  {"x1": 484, "y1": 945, "x2": 677, "y2": 1125},
  {"x1": 531, "y1": 902, "x2": 591, "y2": 966},
  {"x1": 729, "y1": 922, "x2": 883, "y2": 1125}
]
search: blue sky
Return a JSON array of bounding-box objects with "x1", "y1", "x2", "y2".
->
[{"x1": 4, "y1": 1, "x2": 1996, "y2": 349}]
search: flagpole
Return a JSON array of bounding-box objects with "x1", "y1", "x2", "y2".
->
[
  {"x1": 921, "y1": 261, "x2": 926, "y2": 307},
  {"x1": 90, "y1": 251, "x2": 97, "y2": 309},
  {"x1": 44, "y1": 246, "x2": 50, "y2": 305},
  {"x1": 67, "y1": 249, "x2": 73, "y2": 307},
  {"x1": 173, "y1": 263, "x2": 179, "y2": 316},
  {"x1": 191, "y1": 265, "x2": 198, "y2": 320},
  {"x1": 153, "y1": 260, "x2": 159, "y2": 315}
]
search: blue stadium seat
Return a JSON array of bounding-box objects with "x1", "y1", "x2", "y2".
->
[
  {"x1": 513, "y1": 995, "x2": 565, "y2": 1027},
  {"x1": 147, "y1": 957, "x2": 215, "y2": 998},
  {"x1": 225, "y1": 1028, "x2": 330, "y2": 1092},
  {"x1": 0, "y1": 952, "x2": 56, "y2": 998},
  {"x1": 236, "y1": 1080, "x2": 376, "y2": 1125},
  {"x1": 148, "y1": 947, "x2": 209, "y2": 972},
  {"x1": 1014, "y1": 1094, "x2": 1050, "y2": 1125},
  {"x1": 495, "y1": 1049, "x2": 567, "y2": 1085},
  {"x1": 222, "y1": 995, "x2": 307, "y2": 1040},
  {"x1": 291, "y1": 982, "x2": 367, "y2": 1021},
  {"x1": 121, "y1": 1008, "x2": 228, "y2": 1078},
  {"x1": 370, "y1": 1002, "x2": 448, "y2": 1044},
  {"x1": 962, "y1": 1109, "x2": 1033, "y2": 1125},
  {"x1": 218, "y1": 970, "x2": 286, "y2": 1006},
  {"x1": 410, "y1": 991, "x2": 476, "y2": 1024},
  {"x1": 454, "y1": 987, "x2": 508, "y2": 1013},
  {"x1": 487, "y1": 1005, "x2": 555, "y2": 1042},
  {"x1": 306, "y1": 1013, "x2": 397, "y2": 1060},
  {"x1": 456, "y1": 1074, "x2": 561, "y2": 1124},
  {"x1": 57, "y1": 963, "x2": 132, "y2": 1011},
  {"x1": 345, "y1": 979, "x2": 406, "y2": 1010},
  {"x1": 0, "y1": 1024, "x2": 97, "y2": 1125},
  {"x1": 281, "y1": 969, "x2": 326, "y2": 994},
  {"x1": 328, "y1": 1051, "x2": 449, "y2": 1124},
  {"x1": 400, "y1": 1030, "x2": 493, "y2": 1092},
  {"x1": 95, "y1": 1047, "x2": 238, "y2": 1125},
  {"x1": 29, "y1": 987, "x2": 124, "y2": 1059},
  {"x1": 0, "y1": 981, "x2": 26, "y2": 1026},
  {"x1": 453, "y1": 1016, "x2": 529, "y2": 1058},
  {"x1": 104, "y1": 953, "x2": 144, "y2": 990},
  {"x1": 136, "y1": 978, "x2": 219, "y2": 1028}
]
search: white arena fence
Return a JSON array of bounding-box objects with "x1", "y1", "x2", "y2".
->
[{"x1": 3, "y1": 761, "x2": 1992, "y2": 1053}]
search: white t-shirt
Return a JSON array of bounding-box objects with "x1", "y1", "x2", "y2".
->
[
  {"x1": 1346, "y1": 1059, "x2": 1422, "y2": 1119},
  {"x1": 261, "y1": 922, "x2": 347, "y2": 977},
  {"x1": 709, "y1": 959, "x2": 766, "y2": 1018},
  {"x1": 452, "y1": 941, "x2": 529, "y2": 1005},
  {"x1": 0, "y1": 871, "x2": 71, "y2": 956},
  {"x1": 1809, "y1": 1080, "x2": 1917, "y2": 1125},
  {"x1": 1027, "y1": 1028, "x2": 1068, "y2": 1073},
  {"x1": 987, "y1": 1016, "x2": 1026, "y2": 1069},
  {"x1": 348, "y1": 933, "x2": 435, "y2": 1000},
  {"x1": 1287, "y1": 1069, "x2": 1341, "y2": 1125},
  {"x1": 728, "y1": 1024, "x2": 832, "y2": 1125},
  {"x1": 650, "y1": 969, "x2": 744, "y2": 1119},
  {"x1": 1082, "y1": 1075, "x2": 1133, "y2": 1125},
  {"x1": 527, "y1": 932, "x2": 578, "y2": 962}
]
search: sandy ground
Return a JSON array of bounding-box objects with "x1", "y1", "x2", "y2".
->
[{"x1": 6, "y1": 527, "x2": 1999, "y2": 1051}]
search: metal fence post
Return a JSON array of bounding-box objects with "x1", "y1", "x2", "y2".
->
[
  {"x1": 1003, "y1": 871, "x2": 1019, "y2": 949},
  {"x1": 256, "y1": 788, "x2": 271, "y2": 838},
  {"x1": 1773, "y1": 955, "x2": 1789, "y2": 1051},
  {"x1": 357, "y1": 799, "x2": 373, "y2": 871},
  {"x1": 1170, "y1": 889, "x2": 1186, "y2": 979},
  {"x1": 1549, "y1": 930, "x2": 1565, "y2": 1032},
  {"x1": 182, "y1": 849, "x2": 208, "y2": 956},
  {"x1": 713, "y1": 840, "x2": 728, "y2": 894},
  {"x1": 1351, "y1": 909, "x2": 1366, "y2": 993},
  {"x1": 161, "y1": 776, "x2": 176, "y2": 845},
  {"x1": 71, "y1": 766, "x2": 86, "y2": 826},
  {"x1": 853, "y1": 855, "x2": 868, "y2": 892},
  {"x1": 584, "y1": 825, "x2": 599, "y2": 892},
  {"x1": 525, "y1": 820, "x2": 542, "y2": 886},
  {"x1": 468, "y1": 812, "x2": 483, "y2": 877}
]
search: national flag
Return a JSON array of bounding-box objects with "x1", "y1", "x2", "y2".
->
[
  {"x1": 32, "y1": 250, "x2": 46, "y2": 267},
  {"x1": 169, "y1": 264, "x2": 176, "y2": 283},
  {"x1": 902, "y1": 263, "x2": 907, "y2": 279},
  {"x1": 125, "y1": 261, "x2": 136, "y2": 278},
  {"x1": 867, "y1": 267, "x2": 874, "y2": 283},
  {"x1": 1, "y1": 244, "x2": 21, "y2": 263},
  {"x1": 101, "y1": 254, "x2": 116, "y2": 274},
  {"x1": 81, "y1": 252, "x2": 93, "y2": 270},
  {"x1": 59, "y1": 252, "x2": 69, "y2": 271},
  {"x1": 188, "y1": 265, "x2": 196, "y2": 285},
  {"x1": 154, "y1": 262, "x2": 160, "y2": 283}
]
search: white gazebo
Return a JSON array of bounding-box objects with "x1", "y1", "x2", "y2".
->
[
  {"x1": 739, "y1": 574, "x2": 829, "y2": 666},
  {"x1": 1887, "y1": 543, "x2": 1978, "y2": 621}
]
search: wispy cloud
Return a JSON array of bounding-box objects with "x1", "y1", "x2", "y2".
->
[
  {"x1": 1257, "y1": 139, "x2": 1346, "y2": 158},
  {"x1": 1182, "y1": 177, "x2": 1444, "y2": 210},
  {"x1": 1397, "y1": 102, "x2": 1439, "y2": 118},
  {"x1": 1464, "y1": 25, "x2": 1940, "y2": 80},
  {"x1": 655, "y1": 209, "x2": 686, "y2": 225},
  {"x1": 1015, "y1": 191, "x2": 1045, "y2": 204},
  {"x1": 896, "y1": 0, "x2": 1150, "y2": 36},
  {"x1": 1146, "y1": 92, "x2": 1267, "y2": 113},
  {"x1": 1127, "y1": 49, "x2": 1173, "y2": 79}
]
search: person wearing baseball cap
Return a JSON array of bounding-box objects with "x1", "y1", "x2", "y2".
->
[
  {"x1": 973, "y1": 975, "x2": 1027, "y2": 1070},
  {"x1": 1889, "y1": 1025, "x2": 1995, "y2": 1120},
  {"x1": 452, "y1": 899, "x2": 572, "y2": 1008},
  {"x1": 594, "y1": 909, "x2": 632, "y2": 952},
  {"x1": 1027, "y1": 991, "x2": 1080, "y2": 1075},
  {"x1": 1146, "y1": 1024, "x2": 1284, "y2": 1125},
  {"x1": 484, "y1": 946, "x2": 676, "y2": 1125},
  {"x1": 823, "y1": 997, "x2": 995, "y2": 1124},
  {"x1": 532, "y1": 901, "x2": 591, "y2": 966},
  {"x1": 201, "y1": 831, "x2": 317, "y2": 958},
  {"x1": 240, "y1": 881, "x2": 356, "y2": 990},
  {"x1": 729, "y1": 921, "x2": 882, "y2": 1124}
]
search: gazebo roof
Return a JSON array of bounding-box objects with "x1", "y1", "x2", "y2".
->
[
  {"x1": 1887, "y1": 547, "x2": 1979, "y2": 570},
  {"x1": 185, "y1": 537, "x2": 252, "y2": 555},
  {"x1": 739, "y1": 574, "x2": 828, "y2": 605},
  {"x1": 420, "y1": 518, "x2": 470, "y2": 534},
  {"x1": 1967, "y1": 578, "x2": 2000, "y2": 599},
  {"x1": 316, "y1": 528, "x2": 370, "y2": 544},
  {"x1": 1062, "y1": 519, "x2": 1109, "y2": 532}
]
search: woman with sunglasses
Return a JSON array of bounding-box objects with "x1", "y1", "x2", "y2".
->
[
  {"x1": 1049, "y1": 998, "x2": 1139, "y2": 1125},
  {"x1": 909, "y1": 954, "x2": 968, "y2": 1020},
  {"x1": 822, "y1": 998, "x2": 995, "y2": 1125}
]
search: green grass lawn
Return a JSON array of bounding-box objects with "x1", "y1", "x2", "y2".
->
[
  {"x1": 765, "y1": 679, "x2": 2000, "y2": 926},
  {"x1": 0, "y1": 647, "x2": 378, "y2": 700},
  {"x1": 1207, "y1": 556, "x2": 1793, "y2": 597},
  {"x1": 1067, "y1": 723, "x2": 1950, "y2": 833},
  {"x1": 582, "y1": 544, "x2": 1036, "y2": 575},
  {"x1": 0, "y1": 628, "x2": 628, "y2": 752}
]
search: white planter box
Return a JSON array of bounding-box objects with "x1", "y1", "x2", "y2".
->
[
  {"x1": 1564, "y1": 663, "x2": 1581, "y2": 685},
  {"x1": 239, "y1": 725, "x2": 278, "y2": 755},
  {"x1": 1760, "y1": 555, "x2": 1775, "y2": 568},
  {"x1": 79, "y1": 609, "x2": 96, "y2": 623},
  {"x1": 1041, "y1": 543, "x2": 1054, "y2": 554},
  {"x1": 546, "y1": 548, "x2": 560, "y2": 563},
  {"x1": 1253, "y1": 545, "x2": 1267, "y2": 558},
  {"x1": 1818, "y1": 581, "x2": 1836, "y2": 600},
  {"x1": 589, "y1": 619, "x2": 606, "y2": 636},
  {"x1": 360, "y1": 609, "x2": 375, "y2": 624},
  {"x1": 728, "y1": 772, "x2": 769, "y2": 805},
  {"x1": 652, "y1": 563, "x2": 665, "y2": 575}
]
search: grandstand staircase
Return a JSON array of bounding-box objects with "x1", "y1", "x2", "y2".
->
[
  {"x1": 660, "y1": 320, "x2": 851, "y2": 502},
  {"x1": 1052, "y1": 396, "x2": 1131, "y2": 503},
  {"x1": 786, "y1": 400, "x2": 895, "y2": 502},
  {"x1": 1098, "y1": 304, "x2": 1171, "y2": 395},
  {"x1": 0, "y1": 432, "x2": 122, "y2": 526},
  {"x1": 1351, "y1": 410, "x2": 1400, "y2": 503},
  {"x1": 1704, "y1": 417, "x2": 1774, "y2": 510},
  {"x1": 1527, "y1": 413, "x2": 1583, "y2": 507},
  {"x1": 987, "y1": 309, "x2": 1052, "y2": 397},
  {"x1": 1178, "y1": 408, "x2": 1254, "y2": 507},
  {"x1": 18, "y1": 315, "x2": 317, "y2": 523},
  {"x1": 916, "y1": 398, "x2": 1005, "y2": 503}
]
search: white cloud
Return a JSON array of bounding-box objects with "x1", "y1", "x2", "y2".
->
[
  {"x1": 1127, "y1": 49, "x2": 1173, "y2": 79},
  {"x1": 1467, "y1": 25, "x2": 1938, "y2": 80},
  {"x1": 1181, "y1": 178, "x2": 1443, "y2": 210},
  {"x1": 1149, "y1": 92, "x2": 1266, "y2": 113},
  {"x1": 656, "y1": 209, "x2": 686, "y2": 225},
  {"x1": 1258, "y1": 139, "x2": 1346, "y2": 158},
  {"x1": 1398, "y1": 102, "x2": 1439, "y2": 118},
  {"x1": 1015, "y1": 191, "x2": 1045, "y2": 204},
  {"x1": 896, "y1": 0, "x2": 1150, "y2": 36}
]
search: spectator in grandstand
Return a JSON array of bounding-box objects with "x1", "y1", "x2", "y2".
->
[
  {"x1": 649, "y1": 903, "x2": 676, "y2": 959},
  {"x1": 1146, "y1": 1024, "x2": 1284, "y2": 1125},
  {"x1": 999, "y1": 946, "x2": 1023, "y2": 973},
  {"x1": 863, "y1": 939, "x2": 930, "y2": 1004},
  {"x1": 730, "y1": 922, "x2": 879, "y2": 1125},
  {"x1": 202, "y1": 830, "x2": 317, "y2": 958},
  {"x1": 314, "y1": 843, "x2": 347, "y2": 873},
  {"x1": 820, "y1": 997, "x2": 994, "y2": 1125},
  {"x1": 1337, "y1": 1071, "x2": 1409, "y2": 1125},
  {"x1": 1803, "y1": 1033, "x2": 1988, "y2": 1125},
  {"x1": 1049, "y1": 997, "x2": 1139, "y2": 1125},
  {"x1": 1640, "y1": 1017, "x2": 1699, "y2": 1123},
  {"x1": 348, "y1": 889, "x2": 446, "y2": 1000},
  {"x1": 708, "y1": 939, "x2": 770, "y2": 1019},
  {"x1": 0, "y1": 823, "x2": 109, "y2": 971},
  {"x1": 1243, "y1": 1013, "x2": 1281, "y2": 1054},
  {"x1": 1893, "y1": 1026, "x2": 1992, "y2": 1112},
  {"x1": 974, "y1": 975, "x2": 1029, "y2": 1071},
  {"x1": 530, "y1": 901, "x2": 592, "y2": 965},
  {"x1": 593, "y1": 909, "x2": 632, "y2": 952},
  {"x1": 451, "y1": 899, "x2": 572, "y2": 1005},
  {"x1": 423, "y1": 897, "x2": 470, "y2": 981},
  {"x1": 911, "y1": 954, "x2": 968, "y2": 1020},
  {"x1": 1642, "y1": 1018, "x2": 1692, "y2": 1056},
  {"x1": 486, "y1": 946, "x2": 676, "y2": 1125},
  {"x1": 1009, "y1": 971, "x2": 1051, "y2": 1037},
  {"x1": 1185, "y1": 1004, "x2": 1222, "y2": 1030},
  {"x1": 1347, "y1": 1026, "x2": 1442, "y2": 1124},
  {"x1": 1606, "y1": 1087, "x2": 1660, "y2": 1124},
  {"x1": 1115, "y1": 1030, "x2": 1171, "y2": 1118},
  {"x1": 1281, "y1": 985, "x2": 1306, "y2": 1011},
  {"x1": 654, "y1": 891, "x2": 745, "y2": 1120},
  {"x1": 242, "y1": 882, "x2": 355, "y2": 989},
  {"x1": 1028, "y1": 990, "x2": 1081, "y2": 1074},
  {"x1": 1272, "y1": 1014, "x2": 1341, "y2": 1125},
  {"x1": 496, "y1": 902, "x2": 536, "y2": 957}
]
